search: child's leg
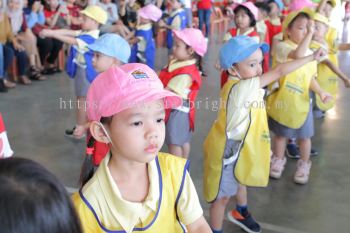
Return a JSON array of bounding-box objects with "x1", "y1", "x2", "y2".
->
[
  {"x1": 182, "y1": 142, "x2": 190, "y2": 159},
  {"x1": 270, "y1": 135, "x2": 287, "y2": 179},
  {"x1": 227, "y1": 185, "x2": 261, "y2": 233},
  {"x1": 168, "y1": 144, "x2": 184, "y2": 157},
  {"x1": 75, "y1": 96, "x2": 87, "y2": 138},
  {"x1": 210, "y1": 197, "x2": 230, "y2": 231},
  {"x1": 294, "y1": 138, "x2": 312, "y2": 184}
]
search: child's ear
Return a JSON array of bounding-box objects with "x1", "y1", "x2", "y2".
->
[
  {"x1": 187, "y1": 47, "x2": 195, "y2": 56},
  {"x1": 227, "y1": 66, "x2": 237, "y2": 76},
  {"x1": 90, "y1": 121, "x2": 110, "y2": 144}
]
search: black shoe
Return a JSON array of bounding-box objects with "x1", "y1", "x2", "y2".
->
[
  {"x1": 310, "y1": 148, "x2": 319, "y2": 156},
  {"x1": 227, "y1": 209, "x2": 261, "y2": 233},
  {"x1": 0, "y1": 79, "x2": 8, "y2": 92}
]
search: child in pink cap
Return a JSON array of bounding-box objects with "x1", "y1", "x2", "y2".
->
[
  {"x1": 129, "y1": 4, "x2": 162, "y2": 69},
  {"x1": 220, "y1": 2, "x2": 260, "y2": 88},
  {"x1": 159, "y1": 28, "x2": 207, "y2": 159},
  {"x1": 73, "y1": 63, "x2": 211, "y2": 233}
]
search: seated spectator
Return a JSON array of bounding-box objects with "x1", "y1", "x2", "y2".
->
[
  {"x1": 0, "y1": 0, "x2": 31, "y2": 85},
  {"x1": 7, "y1": 0, "x2": 45, "y2": 80},
  {"x1": 0, "y1": 157, "x2": 83, "y2": 233},
  {"x1": 24, "y1": 0, "x2": 63, "y2": 75},
  {"x1": 44, "y1": 0, "x2": 71, "y2": 29},
  {"x1": 66, "y1": 0, "x2": 82, "y2": 30}
]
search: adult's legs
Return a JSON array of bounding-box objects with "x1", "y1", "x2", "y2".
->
[{"x1": 204, "y1": 9, "x2": 212, "y2": 37}]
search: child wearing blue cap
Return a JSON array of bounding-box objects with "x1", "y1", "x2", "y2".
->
[
  {"x1": 88, "y1": 33, "x2": 131, "y2": 73},
  {"x1": 40, "y1": 5, "x2": 108, "y2": 139},
  {"x1": 203, "y1": 35, "x2": 326, "y2": 233}
]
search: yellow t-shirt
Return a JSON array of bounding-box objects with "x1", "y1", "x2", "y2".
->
[
  {"x1": 74, "y1": 29, "x2": 100, "y2": 66},
  {"x1": 275, "y1": 40, "x2": 313, "y2": 64},
  {"x1": 166, "y1": 59, "x2": 196, "y2": 99},
  {"x1": 226, "y1": 76, "x2": 265, "y2": 140},
  {"x1": 73, "y1": 153, "x2": 203, "y2": 233}
]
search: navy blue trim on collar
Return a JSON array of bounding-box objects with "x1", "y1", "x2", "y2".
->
[{"x1": 79, "y1": 156, "x2": 163, "y2": 232}]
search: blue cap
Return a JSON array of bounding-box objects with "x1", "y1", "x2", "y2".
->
[
  {"x1": 271, "y1": 0, "x2": 284, "y2": 10},
  {"x1": 219, "y1": 35, "x2": 269, "y2": 70},
  {"x1": 87, "y1": 33, "x2": 131, "y2": 64}
]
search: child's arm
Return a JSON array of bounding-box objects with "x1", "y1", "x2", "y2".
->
[
  {"x1": 260, "y1": 48, "x2": 326, "y2": 87},
  {"x1": 186, "y1": 216, "x2": 212, "y2": 233},
  {"x1": 338, "y1": 43, "x2": 350, "y2": 51},
  {"x1": 321, "y1": 59, "x2": 350, "y2": 87},
  {"x1": 40, "y1": 29, "x2": 78, "y2": 45},
  {"x1": 310, "y1": 77, "x2": 333, "y2": 103},
  {"x1": 288, "y1": 20, "x2": 314, "y2": 59},
  {"x1": 316, "y1": 0, "x2": 327, "y2": 13}
]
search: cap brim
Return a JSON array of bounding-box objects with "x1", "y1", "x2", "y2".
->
[{"x1": 102, "y1": 89, "x2": 183, "y2": 119}]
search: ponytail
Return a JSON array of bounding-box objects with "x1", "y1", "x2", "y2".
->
[{"x1": 79, "y1": 136, "x2": 96, "y2": 188}]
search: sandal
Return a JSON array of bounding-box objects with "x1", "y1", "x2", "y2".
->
[
  {"x1": 4, "y1": 79, "x2": 16, "y2": 88},
  {"x1": 29, "y1": 71, "x2": 47, "y2": 81},
  {"x1": 19, "y1": 76, "x2": 32, "y2": 85},
  {"x1": 42, "y1": 67, "x2": 61, "y2": 75}
]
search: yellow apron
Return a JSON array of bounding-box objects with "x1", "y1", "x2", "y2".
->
[
  {"x1": 203, "y1": 79, "x2": 270, "y2": 203},
  {"x1": 267, "y1": 40, "x2": 317, "y2": 129},
  {"x1": 310, "y1": 40, "x2": 338, "y2": 111},
  {"x1": 72, "y1": 153, "x2": 188, "y2": 233}
]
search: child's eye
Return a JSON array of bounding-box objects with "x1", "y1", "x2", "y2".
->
[
  {"x1": 250, "y1": 63, "x2": 255, "y2": 67},
  {"x1": 156, "y1": 118, "x2": 164, "y2": 123},
  {"x1": 132, "y1": 121, "x2": 143, "y2": 126}
]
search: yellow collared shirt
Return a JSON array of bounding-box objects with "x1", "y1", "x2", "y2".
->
[
  {"x1": 226, "y1": 76, "x2": 264, "y2": 140},
  {"x1": 75, "y1": 152, "x2": 203, "y2": 233},
  {"x1": 166, "y1": 59, "x2": 196, "y2": 99},
  {"x1": 74, "y1": 29, "x2": 100, "y2": 66}
]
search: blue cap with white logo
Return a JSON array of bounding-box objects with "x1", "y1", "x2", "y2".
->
[
  {"x1": 88, "y1": 33, "x2": 131, "y2": 64},
  {"x1": 219, "y1": 35, "x2": 269, "y2": 70}
]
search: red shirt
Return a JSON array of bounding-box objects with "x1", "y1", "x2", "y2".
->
[
  {"x1": 67, "y1": 4, "x2": 82, "y2": 30},
  {"x1": 197, "y1": 0, "x2": 212, "y2": 10}
]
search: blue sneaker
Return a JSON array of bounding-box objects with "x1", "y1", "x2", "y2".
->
[
  {"x1": 286, "y1": 144, "x2": 319, "y2": 158},
  {"x1": 286, "y1": 143, "x2": 300, "y2": 159},
  {"x1": 227, "y1": 209, "x2": 261, "y2": 233}
]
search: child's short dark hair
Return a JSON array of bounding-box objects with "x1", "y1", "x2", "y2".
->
[
  {"x1": 0, "y1": 157, "x2": 83, "y2": 233},
  {"x1": 255, "y1": 2, "x2": 271, "y2": 15},
  {"x1": 288, "y1": 12, "x2": 310, "y2": 29},
  {"x1": 234, "y1": 5, "x2": 257, "y2": 27}
]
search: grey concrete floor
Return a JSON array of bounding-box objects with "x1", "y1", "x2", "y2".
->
[{"x1": 1, "y1": 25, "x2": 350, "y2": 233}]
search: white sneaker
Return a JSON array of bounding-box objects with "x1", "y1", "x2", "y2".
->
[
  {"x1": 270, "y1": 155, "x2": 287, "y2": 179},
  {"x1": 294, "y1": 159, "x2": 312, "y2": 184}
]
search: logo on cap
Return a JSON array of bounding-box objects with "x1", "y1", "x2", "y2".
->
[{"x1": 132, "y1": 70, "x2": 149, "y2": 79}]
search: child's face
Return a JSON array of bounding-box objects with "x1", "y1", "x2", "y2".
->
[
  {"x1": 139, "y1": 16, "x2": 151, "y2": 24},
  {"x1": 231, "y1": 49, "x2": 263, "y2": 79},
  {"x1": 81, "y1": 15, "x2": 99, "y2": 30},
  {"x1": 314, "y1": 21, "x2": 328, "y2": 41},
  {"x1": 172, "y1": 36, "x2": 193, "y2": 61},
  {"x1": 319, "y1": 3, "x2": 333, "y2": 18},
  {"x1": 92, "y1": 52, "x2": 120, "y2": 73},
  {"x1": 107, "y1": 99, "x2": 166, "y2": 163},
  {"x1": 257, "y1": 8, "x2": 267, "y2": 21},
  {"x1": 234, "y1": 9, "x2": 251, "y2": 29},
  {"x1": 268, "y1": 2, "x2": 279, "y2": 17},
  {"x1": 169, "y1": 0, "x2": 180, "y2": 10},
  {"x1": 47, "y1": 0, "x2": 59, "y2": 9},
  {"x1": 287, "y1": 16, "x2": 309, "y2": 44},
  {"x1": 8, "y1": 0, "x2": 21, "y2": 11}
]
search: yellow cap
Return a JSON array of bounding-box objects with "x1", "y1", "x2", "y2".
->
[
  {"x1": 282, "y1": 7, "x2": 314, "y2": 37},
  {"x1": 313, "y1": 12, "x2": 330, "y2": 26},
  {"x1": 80, "y1": 5, "x2": 108, "y2": 25},
  {"x1": 327, "y1": 0, "x2": 337, "y2": 7}
]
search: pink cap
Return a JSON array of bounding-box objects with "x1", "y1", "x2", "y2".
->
[
  {"x1": 172, "y1": 28, "x2": 208, "y2": 57},
  {"x1": 289, "y1": 0, "x2": 316, "y2": 11},
  {"x1": 138, "y1": 4, "x2": 162, "y2": 22},
  {"x1": 86, "y1": 64, "x2": 182, "y2": 121},
  {"x1": 233, "y1": 2, "x2": 259, "y2": 21}
]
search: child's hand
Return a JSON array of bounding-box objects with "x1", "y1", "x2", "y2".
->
[
  {"x1": 313, "y1": 48, "x2": 327, "y2": 62},
  {"x1": 319, "y1": 91, "x2": 333, "y2": 103},
  {"x1": 307, "y1": 20, "x2": 315, "y2": 34},
  {"x1": 214, "y1": 60, "x2": 222, "y2": 71},
  {"x1": 158, "y1": 20, "x2": 166, "y2": 28},
  {"x1": 344, "y1": 78, "x2": 350, "y2": 88},
  {"x1": 40, "y1": 29, "x2": 52, "y2": 38}
]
